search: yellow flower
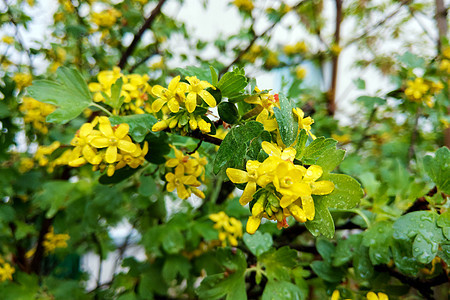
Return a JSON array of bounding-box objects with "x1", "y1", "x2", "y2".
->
[
  {"x1": 166, "y1": 166, "x2": 201, "y2": 199},
  {"x1": 90, "y1": 117, "x2": 136, "y2": 164},
  {"x1": 13, "y1": 73, "x2": 33, "y2": 90},
  {"x1": 261, "y1": 141, "x2": 296, "y2": 162},
  {"x1": 246, "y1": 215, "x2": 262, "y2": 235},
  {"x1": 19, "y1": 97, "x2": 55, "y2": 134},
  {"x1": 185, "y1": 76, "x2": 216, "y2": 113},
  {"x1": 331, "y1": 289, "x2": 351, "y2": 300},
  {"x1": 405, "y1": 77, "x2": 429, "y2": 101},
  {"x1": 92, "y1": 9, "x2": 121, "y2": 27},
  {"x1": 295, "y1": 66, "x2": 307, "y2": 79},
  {"x1": 331, "y1": 44, "x2": 342, "y2": 55},
  {"x1": 366, "y1": 292, "x2": 389, "y2": 300},
  {"x1": 19, "y1": 157, "x2": 34, "y2": 173},
  {"x1": 226, "y1": 160, "x2": 261, "y2": 205},
  {"x1": 42, "y1": 227, "x2": 70, "y2": 254},
  {"x1": 283, "y1": 41, "x2": 307, "y2": 55},
  {"x1": 0, "y1": 263, "x2": 15, "y2": 282},
  {"x1": 265, "y1": 52, "x2": 279, "y2": 69},
  {"x1": 256, "y1": 108, "x2": 278, "y2": 132},
  {"x1": 35, "y1": 141, "x2": 60, "y2": 167},
  {"x1": 2, "y1": 36, "x2": 14, "y2": 45},
  {"x1": 293, "y1": 107, "x2": 316, "y2": 139},
  {"x1": 152, "y1": 76, "x2": 188, "y2": 113},
  {"x1": 70, "y1": 122, "x2": 102, "y2": 166},
  {"x1": 209, "y1": 211, "x2": 243, "y2": 246},
  {"x1": 233, "y1": 0, "x2": 254, "y2": 12}
]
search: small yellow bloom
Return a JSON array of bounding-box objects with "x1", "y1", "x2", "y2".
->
[
  {"x1": 405, "y1": 77, "x2": 429, "y2": 101},
  {"x1": 295, "y1": 66, "x2": 307, "y2": 79},
  {"x1": 13, "y1": 73, "x2": 33, "y2": 90},
  {"x1": 366, "y1": 292, "x2": 389, "y2": 300},
  {"x1": 166, "y1": 165, "x2": 201, "y2": 199},
  {"x1": 152, "y1": 76, "x2": 188, "y2": 113},
  {"x1": 0, "y1": 263, "x2": 15, "y2": 282},
  {"x1": 1, "y1": 36, "x2": 14, "y2": 45},
  {"x1": 233, "y1": 0, "x2": 254, "y2": 12},
  {"x1": 92, "y1": 9, "x2": 121, "y2": 27},
  {"x1": 185, "y1": 76, "x2": 216, "y2": 113},
  {"x1": 226, "y1": 160, "x2": 261, "y2": 205},
  {"x1": 293, "y1": 107, "x2": 316, "y2": 139},
  {"x1": 209, "y1": 211, "x2": 243, "y2": 246},
  {"x1": 42, "y1": 227, "x2": 70, "y2": 254}
]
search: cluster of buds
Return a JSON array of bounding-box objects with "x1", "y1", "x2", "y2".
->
[
  {"x1": 151, "y1": 76, "x2": 216, "y2": 134},
  {"x1": 227, "y1": 142, "x2": 334, "y2": 234},
  {"x1": 209, "y1": 211, "x2": 243, "y2": 247},
  {"x1": 68, "y1": 116, "x2": 148, "y2": 177},
  {"x1": 404, "y1": 77, "x2": 443, "y2": 108},
  {"x1": 19, "y1": 97, "x2": 55, "y2": 134},
  {"x1": 88, "y1": 67, "x2": 152, "y2": 115},
  {"x1": 164, "y1": 145, "x2": 207, "y2": 199}
]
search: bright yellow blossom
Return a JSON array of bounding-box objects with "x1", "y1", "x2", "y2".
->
[
  {"x1": 283, "y1": 42, "x2": 307, "y2": 55},
  {"x1": 405, "y1": 77, "x2": 429, "y2": 100},
  {"x1": 295, "y1": 66, "x2": 307, "y2": 79},
  {"x1": 366, "y1": 292, "x2": 389, "y2": 300},
  {"x1": 19, "y1": 97, "x2": 55, "y2": 134},
  {"x1": 152, "y1": 76, "x2": 188, "y2": 113},
  {"x1": 293, "y1": 107, "x2": 316, "y2": 139},
  {"x1": 166, "y1": 166, "x2": 201, "y2": 199},
  {"x1": 185, "y1": 76, "x2": 216, "y2": 113},
  {"x1": 226, "y1": 160, "x2": 261, "y2": 205},
  {"x1": 92, "y1": 9, "x2": 121, "y2": 27},
  {"x1": 43, "y1": 227, "x2": 70, "y2": 253},
  {"x1": 1, "y1": 36, "x2": 14, "y2": 45}
]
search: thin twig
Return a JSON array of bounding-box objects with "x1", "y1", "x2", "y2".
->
[
  {"x1": 186, "y1": 140, "x2": 203, "y2": 155},
  {"x1": 185, "y1": 130, "x2": 223, "y2": 146},
  {"x1": 118, "y1": 0, "x2": 167, "y2": 69}
]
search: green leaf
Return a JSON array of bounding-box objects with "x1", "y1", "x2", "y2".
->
[
  {"x1": 356, "y1": 96, "x2": 385, "y2": 110},
  {"x1": 262, "y1": 280, "x2": 304, "y2": 300},
  {"x1": 298, "y1": 137, "x2": 336, "y2": 164},
  {"x1": 110, "y1": 114, "x2": 157, "y2": 143},
  {"x1": 213, "y1": 121, "x2": 264, "y2": 175},
  {"x1": 218, "y1": 101, "x2": 240, "y2": 124},
  {"x1": 27, "y1": 67, "x2": 92, "y2": 124},
  {"x1": 196, "y1": 248, "x2": 247, "y2": 300},
  {"x1": 305, "y1": 201, "x2": 335, "y2": 238},
  {"x1": 362, "y1": 221, "x2": 393, "y2": 265},
  {"x1": 273, "y1": 94, "x2": 298, "y2": 147},
  {"x1": 138, "y1": 173, "x2": 156, "y2": 196},
  {"x1": 437, "y1": 211, "x2": 450, "y2": 240},
  {"x1": 259, "y1": 246, "x2": 298, "y2": 281},
  {"x1": 109, "y1": 77, "x2": 125, "y2": 111},
  {"x1": 315, "y1": 148, "x2": 345, "y2": 174},
  {"x1": 292, "y1": 129, "x2": 307, "y2": 159},
  {"x1": 310, "y1": 261, "x2": 343, "y2": 282},
  {"x1": 313, "y1": 174, "x2": 363, "y2": 209},
  {"x1": 353, "y1": 245, "x2": 374, "y2": 280},
  {"x1": 332, "y1": 234, "x2": 362, "y2": 267},
  {"x1": 162, "y1": 255, "x2": 191, "y2": 283},
  {"x1": 354, "y1": 78, "x2": 365, "y2": 90},
  {"x1": 398, "y1": 51, "x2": 425, "y2": 69},
  {"x1": 210, "y1": 66, "x2": 218, "y2": 86},
  {"x1": 99, "y1": 167, "x2": 141, "y2": 184},
  {"x1": 217, "y1": 69, "x2": 248, "y2": 99},
  {"x1": 33, "y1": 181, "x2": 77, "y2": 218},
  {"x1": 144, "y1": 131, "x2": 170, "y2": 164},
  {"x1": 162, "y1": 228, "x2": 185, "y2": 254},
  {"x1": 412, "y1": 233, "x2": 439, "y2": 264},
  {"x1": 423, "y1": 147, "x2": 450, "y2": 194},
  {"x1": 316, "y1": 239, "x2": 335, "y2": 264},
  {"x1": 177, "y1": 66, "x2": 211, "y2": 82},
  {"x1": 243, "y1": 231, "x2": 273, "y2": 256}
]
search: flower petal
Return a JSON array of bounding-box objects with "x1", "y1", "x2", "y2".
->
[
  {"x1": 118, "y1": 140, "x2": 137, "y2": 153},
  {"x1": 246, "y1": 216, "x2": 261, "y2": 234},
  {"x1": 304, "y1": 165, "x2": 323, "y2": 182},
  {"x1": 167, "y1": 98, "x2": 180, "y2": 113},
  {"x1": 261, "y1": 141, "x2": 281, "y2": 157},
  {"x1": 226, "y1": 168, "x2": 249, "y2": 183},
  {"x1": 301, "y1": 195, "x2": 315, "y2": 220},
  {"x1": 152, "y1": 98, "x2": 166, "y2": 112},
  {"x1": 311, "y1": 180, "x2": 334, "y2": 195},
  {"x1": 240, "y1": 181, "x2": 256, "y2": 206},
  {"x1": 199, "y1": 90, "x2": 216, "y2": 107},
  {"x1": 90, "y1": 137, "x2": 110, "y2": 148},
  {"x1": 115, "y1": 124, "x2": 129, "y2": 139},
  {"x1": 105, "y1": 145, "x2": 117, "y2": 163},
  {"x1": 185, "y1": 92, "x2": 197, "y2": 113}
]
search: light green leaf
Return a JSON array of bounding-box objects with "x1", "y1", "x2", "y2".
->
[
  {"x1": 217, "y1": 69, "x2": 248, "y2": 99},
  {"x1": 27, "y1": 67, "x2": 92, "y2": 124},
  {"x1": 356, "y1": 96, "x2": 385, "y2": 110},
  {"x1": 298, "y1": 137, "x2": 336, "y2": 163},
  {"x1": 177, "y1": 66, "x2": 211, "y2": 82},
  {"x1": 412, "y1": 233, "x2": 439, "y2": 264},
  {"x1": 315, "y1": 148, "x2": 345, "y2": 174},
  {"x1": 210, "y1": 66, "x2": 218, "y2": 86},
  {"x1": 259, "y1": 246, "x2": 298, "y2": 281},
  {"x1": 316, "y1": 239, "x2": 335, "y2": 264},
  {"x1": 313, "y1": 174, "x2": 363, "y2": 209},
  {"x1": 262, "y1": 280, "x2": 304, "y2": 300},
  {"x1": 423, "y1": 147, "x2": 450, "y2": 194},
  {"x1": 362, "y1": 221, "x2": 393, "y2": 265},
  {"x1": 243, "y1": 231, "x2": 273, "y2": 256},
  {"x1": 273, "y1": 94, "x2": 298, "y2": 147}
]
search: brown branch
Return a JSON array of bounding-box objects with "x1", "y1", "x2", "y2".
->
[
  {"x1": 186, "y1": 140, "x2": 203, "y2": 155},
  {"x1": 118, "y1": 0, "x2": 167, "y2": 69},
  {"x1": 30, "y1": 217, "x2": 53, "y2": 274},
  {"x1": 185, "y1": 130, "x2": 223, "y2": 146},
  {"x1": 327, "y1": 0, "x2": 342, "y2": 116}
]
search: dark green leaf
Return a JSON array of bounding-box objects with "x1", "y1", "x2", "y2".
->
[
  {"x1": 310, "y1": 261, "x2": 343, "y2": 282},
  {"x1": 313, "y1": 174, "x2": 363, "y2": 209},
  {"x1": 273, "y1": 94, "x2": 298, "y2": 147},
  {"x1": 353, "y1": 245, "x2": 374, "y2": 280},
  {"x1": 33, "y1": 181, "x2": 77, "y2": 218},
  {"x1": 145, "y1": 131, "x2": 171, "y2": 164},
  {"x1": 306, "y1": 201, "x2": 335, "y2": 238},
  {"x1": 316, "y1": 239, "x2": 335, "y2": 264},
  {"x1": 218, "y1": 102, "x2": 240, "y2": 124},
  {"x1": 332, "y1": 234, "x2": 362, "y2": 267},
  {"x1": 99, "y1": 167, "x2": 140, "y2": 184},
  {"x1": 162, "y1": 255, "x2": 191, "y2": 283}
]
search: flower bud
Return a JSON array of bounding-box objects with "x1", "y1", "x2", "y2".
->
[{"x1": 246, "y1": 216, "x2": 261, "y2": 234}]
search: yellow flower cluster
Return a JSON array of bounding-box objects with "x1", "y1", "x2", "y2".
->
[
  {"x1": 164, "y1": 146, "x2": 206, "y2": 199},
  {"x1": 19, "y1": 97, "x2": 55, "y2": 134},
  {"x1": 2, "y1": 35, "x2": 14, "y2": 45},
  {"x1": 43, "y1": 227, "x2": 70, "y2": 253},
  {"x1": 242, "y1": 45, "x2": 263, "y2": 63},
  {"x1": 233, "y1": 0, "x2": 254, "y2": 12},
  {"x1": 68, "y1": 117, "x2": 148, "y2": 177},
  {"x1": 209, "y1": 211, "x2": 243, "y2": 246},
  {"x1": 283, "y1": 41, "x2": 307, "y2": 56},
  {"x1": 13, "y1": 73, "x2": 33, "y2": 90},
  {"x1": 227, "y1": 141, "x2": 334, "y2": 234},
  {"x1": 88, "y1": 67, "x2": 152, "y2": 115},
  {"x1": 0, "y1": 260, "x2": 14, "y2": 282},
  {"x1": 439, "y1": 47, "x2": 450, "y2": 74},
  {"x1": 152, "y1": 76, "x2": 216, "y2": 134},
  {"x1": 265, "y1": 51, "x2": 280, "y2": 69},
  {"x1": 91, "y1": 8, "x2": 121, "y2": 28},
  {"x1": 404, "y1": 77, "x2": 443, "y2": 108}
]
